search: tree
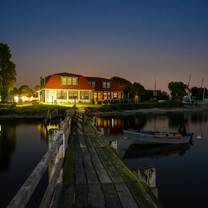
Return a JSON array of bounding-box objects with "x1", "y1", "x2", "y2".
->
[
  {"x1": 33, "y1": 85, "x2": 41, "y2": 97},
  {"x1": 132, "y1": 82, "x2": 146, "y2": 101},
  {"x1": 168, "y1": 81, "x2": 187, "y2": 100},
  {"x1": 191, "y1": 87, "x2": 208, "y2": 100},
  {"x1": 132, "y1": 82, "x2": 145, "y2": 95},
  {"x1": 111, "y1": 76, "x2": 132, "y2": 96},
  {"x1": 156, "y1": 90, "x2": 169, "y2": 100},
  {"x1": 34, "y1": 84, "x2": 40, "y2": 91},
  {"x1": 19, "y1": 85, "x2": 33, "y2": 97},
  {"x1": 9, "y1": 87, "x2": 19, "y2": 97},
  {"x1": 0, "y1": 43, "x2": 16, "y2": 102}
]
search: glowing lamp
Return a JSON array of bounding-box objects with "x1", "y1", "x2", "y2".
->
[{"x1": 14, "y1": 96, "x2": 19, "y2": 103}]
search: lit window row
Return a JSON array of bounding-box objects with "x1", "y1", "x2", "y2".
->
[{"x1": 61, "y1": 76, "x2": 78, "y2": 86}]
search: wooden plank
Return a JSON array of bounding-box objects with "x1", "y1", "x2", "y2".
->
[
  {"x1": 88, "y1": 184, "x2": 105, "y2": 208},
  {"x1": 50, "y1": 183, "x2": 62, "y2": 208},
  {"x1": 115, "y1": 183, "x2": 138, "y2": 208},
  {"x1": 39, "y1": 158, "x2": 64, "y2": 208},
  {"x1": 7, "y1": 139, "x2": 63, "y2": 208},
  {"x1": 125, "y1": 182, "x2": 152, "y2": 208},
  {"x1": 85, "y1": 136, "x2": 111, "y2": 184},
  {"x1": 84, "y1": 125, "x2": 107, "y2": 147},
  {"x1": 102, "y1": 183, "x2": 122, "y2": 208},
  {"x1": 89, "y1": 125, "x2": 107, "y2": 147},
  {"x1": 75, "y1": 184, "x2": 88, "y2": 208},
  {"x1": 79, "y1": 135, "x2": 87, "y2": 148},
  {"x1": 96, "y1": 148, "x2": 123, "y2": 183},
  {"x1": 57, "y1": 185, "x2": 74, "y2": 208},
  {"x1": 82, "y1": 149, "x2": 99, "y2": 184},
  {"x1": 75, "y1": 148, "x2": 86, "y2": 184},
  {"x1": 74, "y1": 130, "x2": 87, "y2": 185}
]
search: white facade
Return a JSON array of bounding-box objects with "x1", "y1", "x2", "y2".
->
[{"x1": 41, "y1": 89, "x2": 93, "y2": 104}]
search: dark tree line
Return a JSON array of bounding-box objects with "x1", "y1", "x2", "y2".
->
[
  {"x1": 168, "y1": 81, "x2": 208, "y2": 101},
  {"x1": 10, "y1": 85, "x2": 40, "y2": 98},
  {"x1": 111, "y1": 76, "x2": 169, "y2": 102},
  {"x1": 0, "y1": 43, "x2": 16, "y2": 102}
]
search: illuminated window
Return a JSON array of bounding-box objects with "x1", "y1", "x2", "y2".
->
[
  {"x1": 61, "y1": 76, "x2": 78, "y2": 86},
  {"x1": 104, "y1": 92, "x2": 108, "y2": 100},
  {"x1": 107, "y1": 81, "x2": 110, "y2": 88},
  {"x1": 57, "y1": 90, "x2": 67, "y2": 99},
  {"x1": 113, "y1": 92, "x2": 118, "y2": 98},
  {"x1": 90, "y1": 81, "x2": 96, "y2": 88},
  {"x1": 80, "y1": 91, "x2": 90, "y2": 100},
  {"x1": 98, "y1": 92, "x2": 103, "y2": 100},
  {"x1": 68, "y1": 91, "x2": 78, "y2": 99},
  {"x1": 102, "y1": 81, "x2": 111, "y2": 88}
]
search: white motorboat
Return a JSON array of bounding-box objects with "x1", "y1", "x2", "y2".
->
[{"x1": 123, "y1": 130, "x2": 193, "y2": 145}]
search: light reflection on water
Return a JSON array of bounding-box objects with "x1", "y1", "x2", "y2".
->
[{"x1": 97, "y1": 111, "x2": 208, "y2": 208}]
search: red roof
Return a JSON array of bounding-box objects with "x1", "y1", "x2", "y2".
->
[
  {"x1": 44, "y1": 73, "x2": 92, "y2": 90},
  {"x1": 86, "y1": 77, "x2": 122, "y2": 92}
]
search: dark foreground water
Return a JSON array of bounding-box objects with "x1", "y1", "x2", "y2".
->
[
  {"x1": 97, "y1": 110, "x2": 208, "y2": 208},
  {"x1": 0, "y1": 120, "x2": 48, "y2": 207}
]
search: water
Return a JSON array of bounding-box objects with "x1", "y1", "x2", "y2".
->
[
  {"x1": 97, "y1": 111, "x2": 208, "y2": 208},
  {"x1": 0, "y1": 120, "x2": 48, "y2": 207}
]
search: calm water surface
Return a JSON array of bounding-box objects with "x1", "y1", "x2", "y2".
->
[
  {"x1": 1, "y1": 112, "x2": 208, "y2": 208},
  {"x1": 0, "y1": 120, "x2": 48, "y2": 207},
  {"x1": 97, "y1": 111, "x2": 208, "y2": 208}
]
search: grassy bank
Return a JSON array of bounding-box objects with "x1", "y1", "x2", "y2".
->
[
  {"x1": 0, "y1": 103, "x2": 69, "y2": 116},
  {"x1": 97, "y1": 100, "x2": 183, "y2": 112},
  {"x1": 0, "y1": 101, "x2": 183, "y2": 116}
]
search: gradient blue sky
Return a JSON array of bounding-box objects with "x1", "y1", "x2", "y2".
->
[{"x1": 1, "y1": 0, "x2": 208, "y2": 90}]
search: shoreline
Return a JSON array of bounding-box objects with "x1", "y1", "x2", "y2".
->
[
  {"x1": 0, "y1": 114, "x2": 45, "y2": 120},
  {"x1": 94, "y1": 106, "x2": 208, "y2": 116},
  {"x1": 1, "y1": 106, "x2": 207, "y2": 119}
]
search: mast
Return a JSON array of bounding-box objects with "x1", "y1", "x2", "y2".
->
[
  {"x1": 200, "y1": 78, "x2": 204, "y2": 88},
  {"x1": 153, "y1": 78, "x2": 157, "y2": 98},
  {"x1": 202, "y1": 81, "x2": 206, "y2": 101},
  {"x1": 200, "y1": 78, "x2": 204, "y2": 101},
  {"x1": 186, "y1": 73, "x2": 192, "y2": 103},
  {"x1": 187, "y1": 73, "x2": 191, "y2": 89}
]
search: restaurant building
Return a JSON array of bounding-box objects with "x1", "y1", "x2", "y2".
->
[
  {"x1": 40, "y1": 73, "x2": 123, "y2": 104},
  {"x1": 40, "y1": 73, "x2": 93, "y2": 103}
]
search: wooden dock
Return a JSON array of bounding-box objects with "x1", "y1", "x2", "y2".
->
[
  {"x1": 7, "y1": 111, "x2": 159, "y2": 208},
  {"x1": 50, "y1": 113, "x2": 159, "y2": 208}
]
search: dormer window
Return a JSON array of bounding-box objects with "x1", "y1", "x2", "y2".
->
[
  {"x1": 102, "y1": 81, "x2": 110, "y2": 89},
  {"x1": 90, "y1": 81, "x2": 96, "y2": 88},
  {"x1": 61, "y1": 76, "x2": 78, "y2": 86}
]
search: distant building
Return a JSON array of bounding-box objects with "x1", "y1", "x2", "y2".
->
[
  {"x1": 40, "y1": 73, "x2": 93, "y2": 103},
  {"x1": 40, "y1": 73, "x2": 124, "y2": 104},
  {"x1": 86, "y1": 77, "x2": 123, "y2": 103}
]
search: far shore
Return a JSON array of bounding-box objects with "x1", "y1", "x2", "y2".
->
[
  {"x1": 0, "y1": 114, "x2": 44, "y2": 120},
  {"x1": 1, "y1": 105, "x2": 208, "y2": 119},
  {"x1": 93, "y1": 106, "x2": 208, "y2": 116}
]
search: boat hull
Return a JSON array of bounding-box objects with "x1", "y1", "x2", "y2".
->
[{"x1": 123, "y1": 130, "x2": 192, "y2": 145}]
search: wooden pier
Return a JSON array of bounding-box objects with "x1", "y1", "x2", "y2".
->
[{"x1": 7, "y1": 110, "x2": 159, "y2": 208}]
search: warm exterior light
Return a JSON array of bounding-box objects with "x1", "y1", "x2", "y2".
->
[
  {"x1": 14, "y1": 96, "x2": 19, "y2": 103},
  {"x1": 21, "y1": 96, "x2": 28, "y2": 102}
]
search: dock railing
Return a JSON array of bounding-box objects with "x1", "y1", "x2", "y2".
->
[{"x1": 7, "y1": 109, "x2": 75, "y2": 208}]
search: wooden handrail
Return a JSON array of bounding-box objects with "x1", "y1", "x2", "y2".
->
[
  {"x1": 7, "y1": 136, "x2": 63, "y2": 208},
  {"x1": 7, "y1": 109, "x2": 75, "y2": 208}
]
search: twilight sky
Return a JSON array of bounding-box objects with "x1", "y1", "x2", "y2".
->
[{"x1": 1, "y1": 0, "x2": 208, "y2": 91}]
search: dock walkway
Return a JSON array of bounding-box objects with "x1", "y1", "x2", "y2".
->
[{"x1": 51, "y1": 113, "x2": 158, "y2": 208}]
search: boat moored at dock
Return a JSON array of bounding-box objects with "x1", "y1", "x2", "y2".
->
[{"x1": 123, "y1": 130, "x2": 193, "y2": 145}]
